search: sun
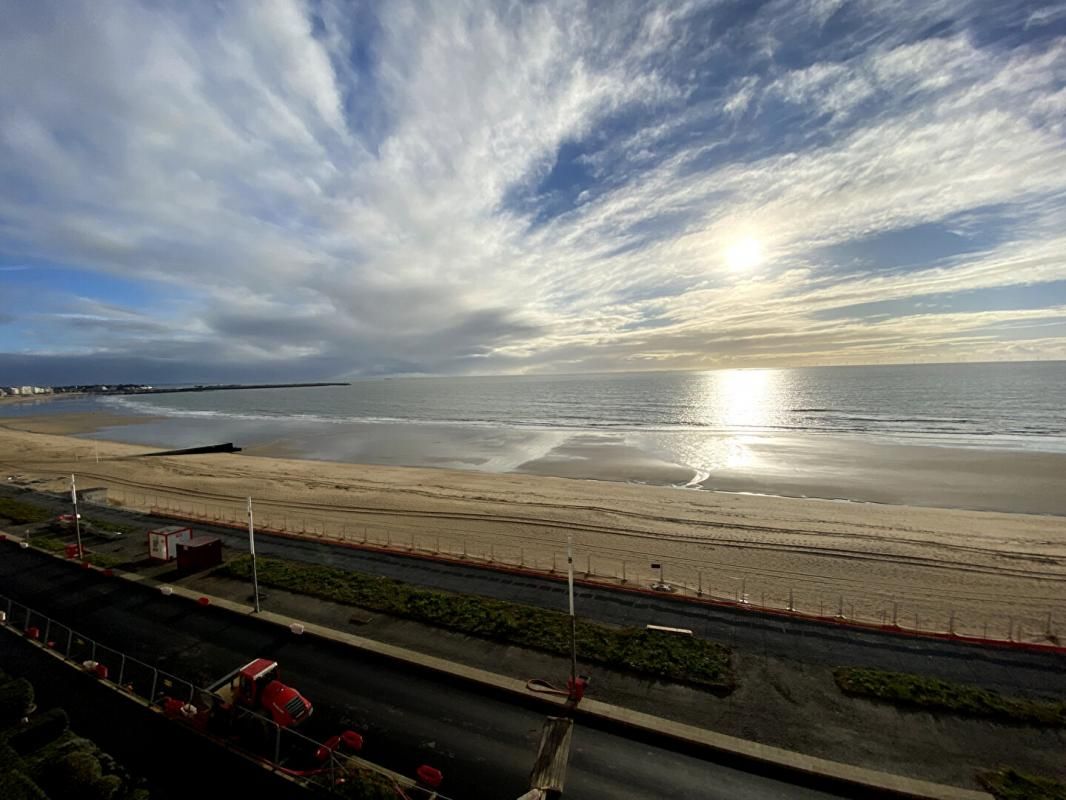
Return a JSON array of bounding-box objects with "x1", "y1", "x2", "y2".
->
[{"x1": 725, "y1": 237, "x2": 764, "y2": 271}]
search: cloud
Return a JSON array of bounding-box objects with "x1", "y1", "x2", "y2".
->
[{"x1": 0, "y1": 0, "x2": 1064, "y2": 382}]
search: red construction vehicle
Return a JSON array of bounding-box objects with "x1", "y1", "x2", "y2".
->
[{"x1": 207, "y1": 658, "x2": 312, "y2": 728}]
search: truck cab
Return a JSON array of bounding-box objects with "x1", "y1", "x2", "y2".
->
[{"x1": 214, "y1": 658, "x2": 312, "y2": 728}]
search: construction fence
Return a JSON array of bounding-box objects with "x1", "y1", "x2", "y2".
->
[
  {"x1": 104, "y1": 487, "x2": 1064, "y2": 651},
  {"x1": 0, "y1": 591, "x2": 450, "y2": 799}
]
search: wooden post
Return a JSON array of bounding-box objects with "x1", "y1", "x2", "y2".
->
[{"x1": 528, "y1": 717, "x2": 574, "y2": 795}]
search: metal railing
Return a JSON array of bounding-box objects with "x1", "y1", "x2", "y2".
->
[
  {"x1": 0, "y1": 592, "x2": 450, "y2": 799},
  {"x1": 102, "y1": 487, "x2": 1065, "y2": 649}
]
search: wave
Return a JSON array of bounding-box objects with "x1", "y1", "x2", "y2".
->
[{"x1": 95, "y1": 395, "x2": 1066, "y2": 453}]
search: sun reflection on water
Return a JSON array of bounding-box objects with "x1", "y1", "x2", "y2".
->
[
  {"x1": 714, "y1": 368, "x2": 778, "y2": 430},
  {"x1": 674, "y1": 368, "x2": 787, "y2": 473}
]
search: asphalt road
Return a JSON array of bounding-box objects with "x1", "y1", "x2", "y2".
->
[{"x1": 0, "y1": 547, "x2": 841, "y2": 800}]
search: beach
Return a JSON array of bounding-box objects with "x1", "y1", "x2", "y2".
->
[{"x1": 2, "y1": 412, "x2": 1064, "y2": 642}]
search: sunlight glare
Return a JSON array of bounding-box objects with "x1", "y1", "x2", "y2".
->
[{"x1": 725, "y1": 237, "x2": 764, "y2": 271}]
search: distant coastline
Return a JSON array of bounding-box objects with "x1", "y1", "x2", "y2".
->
[
  {"x1": 0, "y1": 382, "x2": 349, "y2": 404},
  {"x1": 120, "y1": 381, "x2": 350, "y2": 396}
]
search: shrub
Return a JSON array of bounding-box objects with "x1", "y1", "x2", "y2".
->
[
  {"x1": 0, "y1": 680, "x2": 35, "y2": 726},
  {"x1": 9, "y1": 709, "x2": 70, "y2": 756},
  {"x1": 0, "y1": 769, "x2": 48, "y2": 800},
  {"x1": 979, "y1": 768, "x2": 1066, "y2": 800},
  {"x1": 834, "y1": 667, "x2": 1066, "y2": 726}
]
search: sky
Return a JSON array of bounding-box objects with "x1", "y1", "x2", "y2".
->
[{"x1": 1, "y1": 0, "x2": 1065, "y2": 384}]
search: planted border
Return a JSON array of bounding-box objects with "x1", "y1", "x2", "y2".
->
[
  {"x1": 979, "y1": 768, "x2": 1066, "y2": 800},
  {"x1": 834, "y1": 667, "x2": 1066, "y2": 726},
  {"x1": 0, "y1": 498, "x2": 51, "y2": 526},
  {"x1": 218, "y1": 555, "x2": 735, "y2": 692},
  {"x1": 25, "y1": 536, "x2": 126, "y2": 569}
]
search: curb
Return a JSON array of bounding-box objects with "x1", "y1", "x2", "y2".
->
[{"x1": 1, "y1": 532, "x2": 993, "y2": 800}]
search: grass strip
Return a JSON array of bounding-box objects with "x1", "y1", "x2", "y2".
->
[
  {"x1": 834, "y1": 667, "x2": 1066, "y2": 726},
  {"x1": 26, "y1": 535, "x2": 126, "y2": 569},
  {"x1": 0, "y1": 498, "x2": 51, "y2": 525},
  {"x1": 218, "y1": 555, "x2": 735, "y2": 691},
  {"x1": 25, "y1": 536, "x2": 67, "y2": 554},
  {"x1": 979, "y1": 768, "x2": 1066, "y2": 800},
  {"x1": 84, "y1": 518, "x2": 138, "y2": 536}
]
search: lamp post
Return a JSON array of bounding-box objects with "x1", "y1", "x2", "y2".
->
[
  {"x1": 70, "y1": 474, "x2": 84, "y2": 559},
  {"x1": 567, "y1": 534, "x2": 577, "y2": 688},
  {"x1": 248, "y1": 497, "x2": 260, "y2": 613}
]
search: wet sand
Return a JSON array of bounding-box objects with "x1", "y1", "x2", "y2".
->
[
  {"x1": 0, "y1": 412, "x2": 162, "y2": 436},
  {"x1": 1, "y1": 417, "x2": 1064, "y2": 641}
]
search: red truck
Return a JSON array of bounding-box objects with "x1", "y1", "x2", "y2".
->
[{"x1": 207, "y1": 658, "x2": 312, "y2": 728}]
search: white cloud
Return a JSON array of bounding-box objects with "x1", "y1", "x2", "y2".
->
[{"x1": 0, "y1": 0, "x2": 1064, "y2": 379}]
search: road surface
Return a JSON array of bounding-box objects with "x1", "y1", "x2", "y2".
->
[{"x1": 0, "y1": 546, "x2": 841, "y2": 800}]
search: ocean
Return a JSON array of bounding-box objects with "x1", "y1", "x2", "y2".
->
[
  {"x1": 5, "y1": 362, "x2": 1066, "y2": 511},
  {"x1": 96, "y1": 361, "x2": 1066, "y2": 449}
]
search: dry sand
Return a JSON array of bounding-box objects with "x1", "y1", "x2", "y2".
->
[{"x1": 1, "y1": 415, "x2": 1064, "y2": 641}]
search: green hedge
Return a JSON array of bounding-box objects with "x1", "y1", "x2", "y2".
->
[
  {"x1": 0, "y1": 769, "x2": 48, "y2": 800},
  {"x1": 219, "y1": 556, "x2": 735, "y2": 691},
  {"x1": 979, "y1": 768, "x2": 1066, "y2": 800},
  {"x1": 0, "y1": 680, "x2": 35, "y2": 727},
  {"x1": 0, "y1": 689, "x2": 148, "y2": 800},
  {"x1": 834, "y1": 667, "x2": 1066, "y2": 726}
]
